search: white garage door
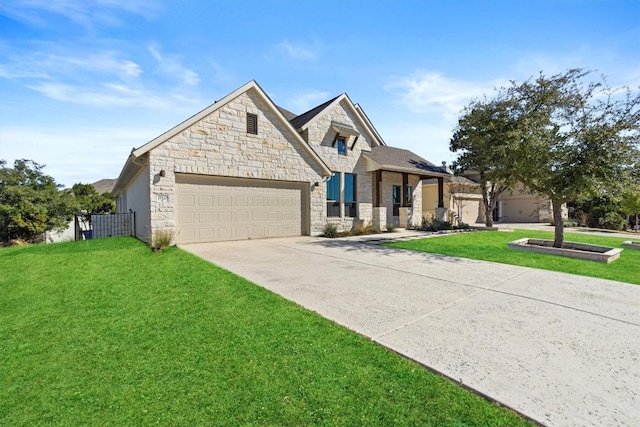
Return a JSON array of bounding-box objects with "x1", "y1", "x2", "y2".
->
[
  {"x1": 501, "y1": 198, "x2": 540, "y2": 223},
  {"x1": 175, "y1": 175, "x2": 305, "y2": 244},
  {"x1": 458, "y1": 199, "x2": 482, "y2": 224}
]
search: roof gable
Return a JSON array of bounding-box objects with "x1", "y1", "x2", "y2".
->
[
  {"x1": 289, "y1": 96, "x2": 340, "y2": 129},
  {"x1": 114, "y1": 81, "x2": 331, "y2": 195},
  {"x1": 292, "y1": 94, "x2": 385, "y2": 147}
]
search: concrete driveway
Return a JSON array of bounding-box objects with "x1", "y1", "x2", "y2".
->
[{"x1": 182, "y1": 233, "x2": 640, "y2": 427}]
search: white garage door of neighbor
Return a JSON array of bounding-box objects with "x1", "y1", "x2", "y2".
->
[
  {"x1": 458, "y1": 199, "x2": 482, "y2": 224},
  {"x1": 175, "y1": 175, "x2": 304, "y2": 244},
  {"x1": 501, "y1": 198, "x2": 540, "y2": 223}
]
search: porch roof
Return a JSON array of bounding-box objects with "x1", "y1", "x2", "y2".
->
[{"x1": 364, "y1": 146, "x2": 451, "y2": 178}]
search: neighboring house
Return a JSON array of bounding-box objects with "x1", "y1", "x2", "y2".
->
[
  {"x1": 423, "y1": 176, "x2": 568, "y2": 224},
  {"x1": 112, "y1": 80, "x2": 450, "y2": 244},
  {"x1": 423, "y1": 175, "x2": 484, "y2": 224}
]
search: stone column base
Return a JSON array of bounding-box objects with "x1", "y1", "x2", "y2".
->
[
  {"x1": 399, "y1": 207, "x2": 411, "y2": 228},
  {"x1": 435, "y1": 207, "x2": 447, "y2": 221},
  {"x1": 372, "y1": 207, "x2": 387, "y2": 231}
]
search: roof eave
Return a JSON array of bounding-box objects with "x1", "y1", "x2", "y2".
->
[
  {"x1": 112, "y1": 154, "x2": 140, "y2": 197},
  {"x1": 363, "y1": 156, "x2": 451, "y2": 178},
  {"x1": 123, "y1": 80, "x2": 331, "y2": 180}
]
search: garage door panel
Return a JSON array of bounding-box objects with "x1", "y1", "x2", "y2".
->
[
  {"x1": 252, "y1": 226, "x2": 266, "y2": 237},
  {"x1": 175, "y1": 175, "x2": 304, "y2": 244},
  {"x1": 199, "y1": 228, "x2": 214, "y2": 241},
  {"x1": 235, "y1": 226, "x2": 250, "y2": 239},
  {"x1": 218, "y1": 211, "x2": 232, "y2": 223},
  {"x1": 178, "y1": 194, "x2": 195, "y2": 207},
  {"x1": 502, "y1": 198, "x2": 540, "y2": 223},
  {"x1": 218, "y1": 195, "x2": 232, "y2": 207},
  {"x1": 177, "y1": 211, "x2": 195, "y2": 224},
  {"x1": 217, "y1": 227, "x2": 233, "y2": 240},
  {"x1": 235, "y1": 211, "x2": 249, "y2": 222}
]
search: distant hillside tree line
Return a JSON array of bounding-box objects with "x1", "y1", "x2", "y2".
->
[{"x1": 0, "y1": 159, "x2": 115, "y2": 244}]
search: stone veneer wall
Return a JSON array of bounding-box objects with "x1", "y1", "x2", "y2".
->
[
  {"x1": 304, "y1": 99, "x2": 375, "y2": 230},
  {"x1": 147, "y1": 88, "x2": 325, "y2": 238}
]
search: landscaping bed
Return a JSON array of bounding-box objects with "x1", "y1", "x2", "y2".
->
[
  {"x1": 622, "y1": 241, "x2": 640, "y2": 250},
  {"x1": 508, "y1": 238, "x2": 622, "y2": 263}
]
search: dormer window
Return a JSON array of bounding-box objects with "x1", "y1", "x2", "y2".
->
[{"x1": 337, "y1": 137, "x2": 346, "y2": 155}]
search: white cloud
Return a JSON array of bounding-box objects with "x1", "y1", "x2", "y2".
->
[
  {"x1": 386, "y1": 71, "x2": 506, "y2": 119},
  {"x1": 26, "y1": 81, "x2": 200, "y2": 110},
  {"x1": 149, "y1": 45, "x2": 200, "y2": 86},
  {"x1": 287, "y1": 89, "x2": 330, "y2": 113},
  {"x1": 0, "y1": 49, "x2": 142, "y2": 80},
  {"x1": 0, "y1": 0, "x2": 158, "y2": 27},
  {"x1": 278, "y1": 40, "x2": 320, "y2": 61},
  {"x1": 0, "y1": 43, "x2": 204, "y2": 110},
  {"x1": 68, "y1": 53, "x2": 142, "y2": 77}
]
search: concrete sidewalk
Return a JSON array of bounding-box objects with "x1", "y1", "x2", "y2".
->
[{"x1": 182, "y1": 234, "x2": 640, "y2": 427}]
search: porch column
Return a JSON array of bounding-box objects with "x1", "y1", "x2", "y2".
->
[
  {"x1": 374, "y1": 170, "x2": 382, "y2": 207},
  {"x1": 436, "y1": 177, "x2": 446, "y2": 221},
  {"x1": 372, "y1": 170, "x2": 387, "y2": 230},
  {"x1": 402, "y1": 173, "x2": 408, "y2": 206},
  {"x1": 437, "y1": 177, "x2": 444, "y2": 208}
]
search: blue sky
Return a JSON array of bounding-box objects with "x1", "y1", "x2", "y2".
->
[{"x1": 1, "y1": 0, "x2": 638, "y2": 187}]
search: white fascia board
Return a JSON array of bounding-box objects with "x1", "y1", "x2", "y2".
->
[
  {"x1": 354, "y1": 103, "x2": 386, "y2": 147},
  {"x1": 127, "y1": 80, "x2": 331, "y2": 178}
]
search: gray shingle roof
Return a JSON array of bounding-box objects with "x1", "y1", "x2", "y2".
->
[
  {"x1": 289, "y1": 96, "x2": 340, "y2": 129},
  {"x1": 365, "y1": 146, "x2": 449, "y2": 176},
  {"x1": 423, "y1": 175, "x2": 477, "y2": 185},
  {"x1": 276, "y1": 105, "x2": 297, "y2": 121}
]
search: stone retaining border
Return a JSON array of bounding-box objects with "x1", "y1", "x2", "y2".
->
[{"x1": 508, "y1": 238, "x2": 622, "y2": 263}]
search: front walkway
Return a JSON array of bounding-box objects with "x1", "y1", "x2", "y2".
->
[{"x1": 182, "y1": 234, "x2": 640, "y2": 427}]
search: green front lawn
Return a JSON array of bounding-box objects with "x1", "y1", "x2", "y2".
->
[
  {"x1": 387, "y1": 230, "x2": 639, "y2": 285},
  {"x1": 0, "y1": 237, "x2": 530, "y2": 426}
]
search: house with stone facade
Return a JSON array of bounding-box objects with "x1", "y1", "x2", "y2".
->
[{"x1": 112, "y1": 80, "x2": 450, "y2": 244}]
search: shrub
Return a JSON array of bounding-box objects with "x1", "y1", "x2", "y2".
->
[
  {"x1": 597, "y1": 211, "x2": 627, "y2": 231},
  {"x1": 364, "y1": 224, "x2": 380, "y2": 234},
  {"x1": 322, "y1": 223, "x2": 339, "y2": 238},
  {"x1": 349, "y1": 222, "x2": 380, "y2": 236},
  {"x1": 420, "y1": 218, "x2": 453, "y2": 232},
  {"x1": 385, "y1": 223, "x2": 397, "y2": 233},
  {"x1": 563, "y1": 220, "x2": 579, "y2": 228},
  {"x1": 151, "y1": 229, "x2": 176, "y2": 250},
  {"x1": 454, "y1": 221, "x2": 469, "y2": 230}
]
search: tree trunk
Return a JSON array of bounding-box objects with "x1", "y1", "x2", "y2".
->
[
  {"x1": 552, "y1": 198, "x2": 564, "y2": 248},
  {"x1": 481, "y1": 186, "x2": 493, "y2": 227}
]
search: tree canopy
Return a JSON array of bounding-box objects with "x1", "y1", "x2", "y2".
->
[
  {"x1": 72, "y1": 182, "x2": 115, "y2": 227},
  {"x1": 0, "y1": 159, "x2": 76, "y2": 243},
  {"x1": 451, "y1": 69, "x2": 640, "y2": 246}
]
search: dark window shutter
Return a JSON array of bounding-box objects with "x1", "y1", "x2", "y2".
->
[{"x1": 247, "y1": 113, "x2": 258, "y2": 134}]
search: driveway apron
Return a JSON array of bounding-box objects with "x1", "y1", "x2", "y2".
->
[{"x1": 181, "y1": 236, "x2": 640, "y2": 427}]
